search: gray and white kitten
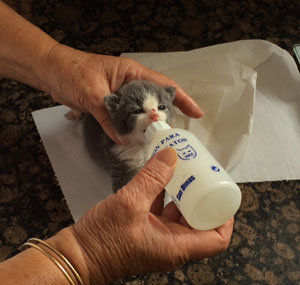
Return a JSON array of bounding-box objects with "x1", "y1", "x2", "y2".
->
[{"x1": 83, "y1": 80, "x2": 176, "y2": 192}]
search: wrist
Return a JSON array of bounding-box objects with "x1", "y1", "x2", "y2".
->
[
  {"x1": 46, "y1": 227, "x2": 92, "y2": 284},
  {"x1": 47, "y1": 226, "x2": 108, "y2": 285},
  {"x1": 29, "y1": 40, "x2": 60, "y2": 92},
  {"x1": 36, "y1": 43, "x2": 79, "y2": 96}
]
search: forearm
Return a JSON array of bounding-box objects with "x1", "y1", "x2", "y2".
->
[
  {"x1": 0, "y1": 246, "x2": 69, "y2": 284},
  {"x1": 0, "y1": 227, "x2": 96, "y2": 284},
  {"x1": 0, "y1": 1, "x2": 57, "y2": 91}
]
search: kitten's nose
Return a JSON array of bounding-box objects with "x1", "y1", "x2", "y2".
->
[{"x1": 149, "y1": 109, "x2": 158, "y2": 121}]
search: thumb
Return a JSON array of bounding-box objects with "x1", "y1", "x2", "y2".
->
[
  {"x1": 123, "y1": 148, "x2": 178, "y2": 210},
  {"x1": 90, "y1": 105, "x2": 123, "y2": 145}
]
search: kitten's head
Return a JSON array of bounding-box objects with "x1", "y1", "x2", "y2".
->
[{"x1": 104, "y1": 80, "x2": 176, "y2": 144}]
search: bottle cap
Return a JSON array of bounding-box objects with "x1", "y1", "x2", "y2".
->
[{"x1": 145, "y1": 121, "x2": 171, "y2": 142}]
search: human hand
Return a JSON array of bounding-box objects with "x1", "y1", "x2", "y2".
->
[
  {"x1": 53, "y1": 148, "x2": 233, "y2": 284},
  {"x1": 40, "y1": 44, "x2": 203, "y2": 143}
]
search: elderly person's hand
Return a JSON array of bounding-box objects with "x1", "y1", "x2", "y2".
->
[
  {"x1": 50, "y1": 148, "x2": 234, "y2": 284},
  {"x1": 0, "y1": 1, "x2": 203, "y2": 143},
  {"x1": 40, "y1": 44, "x2": 203, "y2": 142}
]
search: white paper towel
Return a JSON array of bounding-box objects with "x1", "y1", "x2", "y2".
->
[
  {"x1": 32, "y1": 40, "x2": 300, "y2": 221},
  {"x1": 121, "y1": 40, "x2": 300, "y2": 181}
]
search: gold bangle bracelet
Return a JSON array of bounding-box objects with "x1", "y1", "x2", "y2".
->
[
  {"x1": 27, "y1": 238, "x2": 84, "y2": 285},
  {"x1": 22, "y1": 241, "x2": 76, "y2": 285}
]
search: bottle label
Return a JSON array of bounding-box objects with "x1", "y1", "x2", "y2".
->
[
  {"x1": 211, "y1": 166, "x2": 221, "y2": 172},
  {"x1": 176, "y1": 175, "x2": 196, "y2": 202},
  {"x1": 151, "y1": 132, "x2": 189, "y2": 156}
]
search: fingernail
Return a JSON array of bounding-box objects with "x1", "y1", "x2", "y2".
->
[
  {"x1": 191, "y1": 102, "x2": 204, "y2": 118},
  {"x1": 193, "y1": 109, "x2": 204, "y2": 118},
  {"x1": 156, "y1": 148, "x2": 177, "y2": 167}
]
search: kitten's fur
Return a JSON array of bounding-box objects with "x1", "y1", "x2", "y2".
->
[{"x1": 83, "y1": 80, "x2": 176, "y2": 192}]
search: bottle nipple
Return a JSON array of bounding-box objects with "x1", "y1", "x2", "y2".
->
[{"x1": 145, "y1": 121, "x2": 171, "y2": 142}]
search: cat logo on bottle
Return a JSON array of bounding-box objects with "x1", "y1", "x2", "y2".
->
[{"x1": 176, "y1": 145, "x2": 197, "y2": 160}]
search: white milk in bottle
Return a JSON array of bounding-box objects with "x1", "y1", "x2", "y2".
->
[{"x1": 145, "y1": 121, "x2": 241, "y2": 230}]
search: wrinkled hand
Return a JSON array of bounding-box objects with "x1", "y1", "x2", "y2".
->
[
  {"x1": 70, "y1": 148, "x2": 234, "y2": 284},
  {"x1": 41, "y1": 44, "x2": 203, "y2": 143}
]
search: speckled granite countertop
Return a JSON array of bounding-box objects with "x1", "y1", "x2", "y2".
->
[{"x1": 1, "y1": 0, "x2": 300, "y2": 284}]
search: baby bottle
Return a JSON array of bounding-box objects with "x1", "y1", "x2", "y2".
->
[{"x1": 145, "y1": 121, "x2": 241, "y2": 230}]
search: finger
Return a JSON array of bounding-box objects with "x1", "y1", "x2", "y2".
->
[
  {"x1": 178, "y1": 216, "x2": 193, "y2": 228},
  {"x1": 124, "y1": 148, "x2": 177, "y2": 210},
  {"x1": 90, "y1": 105, "x2": 123, "y2": 145},
  {"x1": 150, "y1": 190, "x2": 165, "y2": 215},
  {"x1": 161, "y1": 201, "x2": 182, "y2": 222},
  {"x1": 215, "y1": 217, "x2": 234, "y2": 240},
  {"x1": 141, "y1": 68, "x2": 204, "y2": 118},
  {"x1": 184, "y1": 218, "x2": 234, "y2": 260},
  {"x1": 172, "y1": 90, "x2": 204, "y2": 119}
]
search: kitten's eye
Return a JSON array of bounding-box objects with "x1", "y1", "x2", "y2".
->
[
  {"x1": 131, "y1": 109, "x2": 144, "y2": 115},
  {"x1": 158, "y1": 105, "x2": 167, "y2": 111}
]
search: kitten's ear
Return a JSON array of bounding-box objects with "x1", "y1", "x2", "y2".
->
[
  {"x1": 165, "y1": 86, "x2": 176, "y2": 102},
  {"x1": 104, "y1": 94, "x2": 120, "y2": 115}
]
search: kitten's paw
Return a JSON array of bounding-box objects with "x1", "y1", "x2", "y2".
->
[{"x1": 65, "y1": 110, "x2": 83, "y2": 121}]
